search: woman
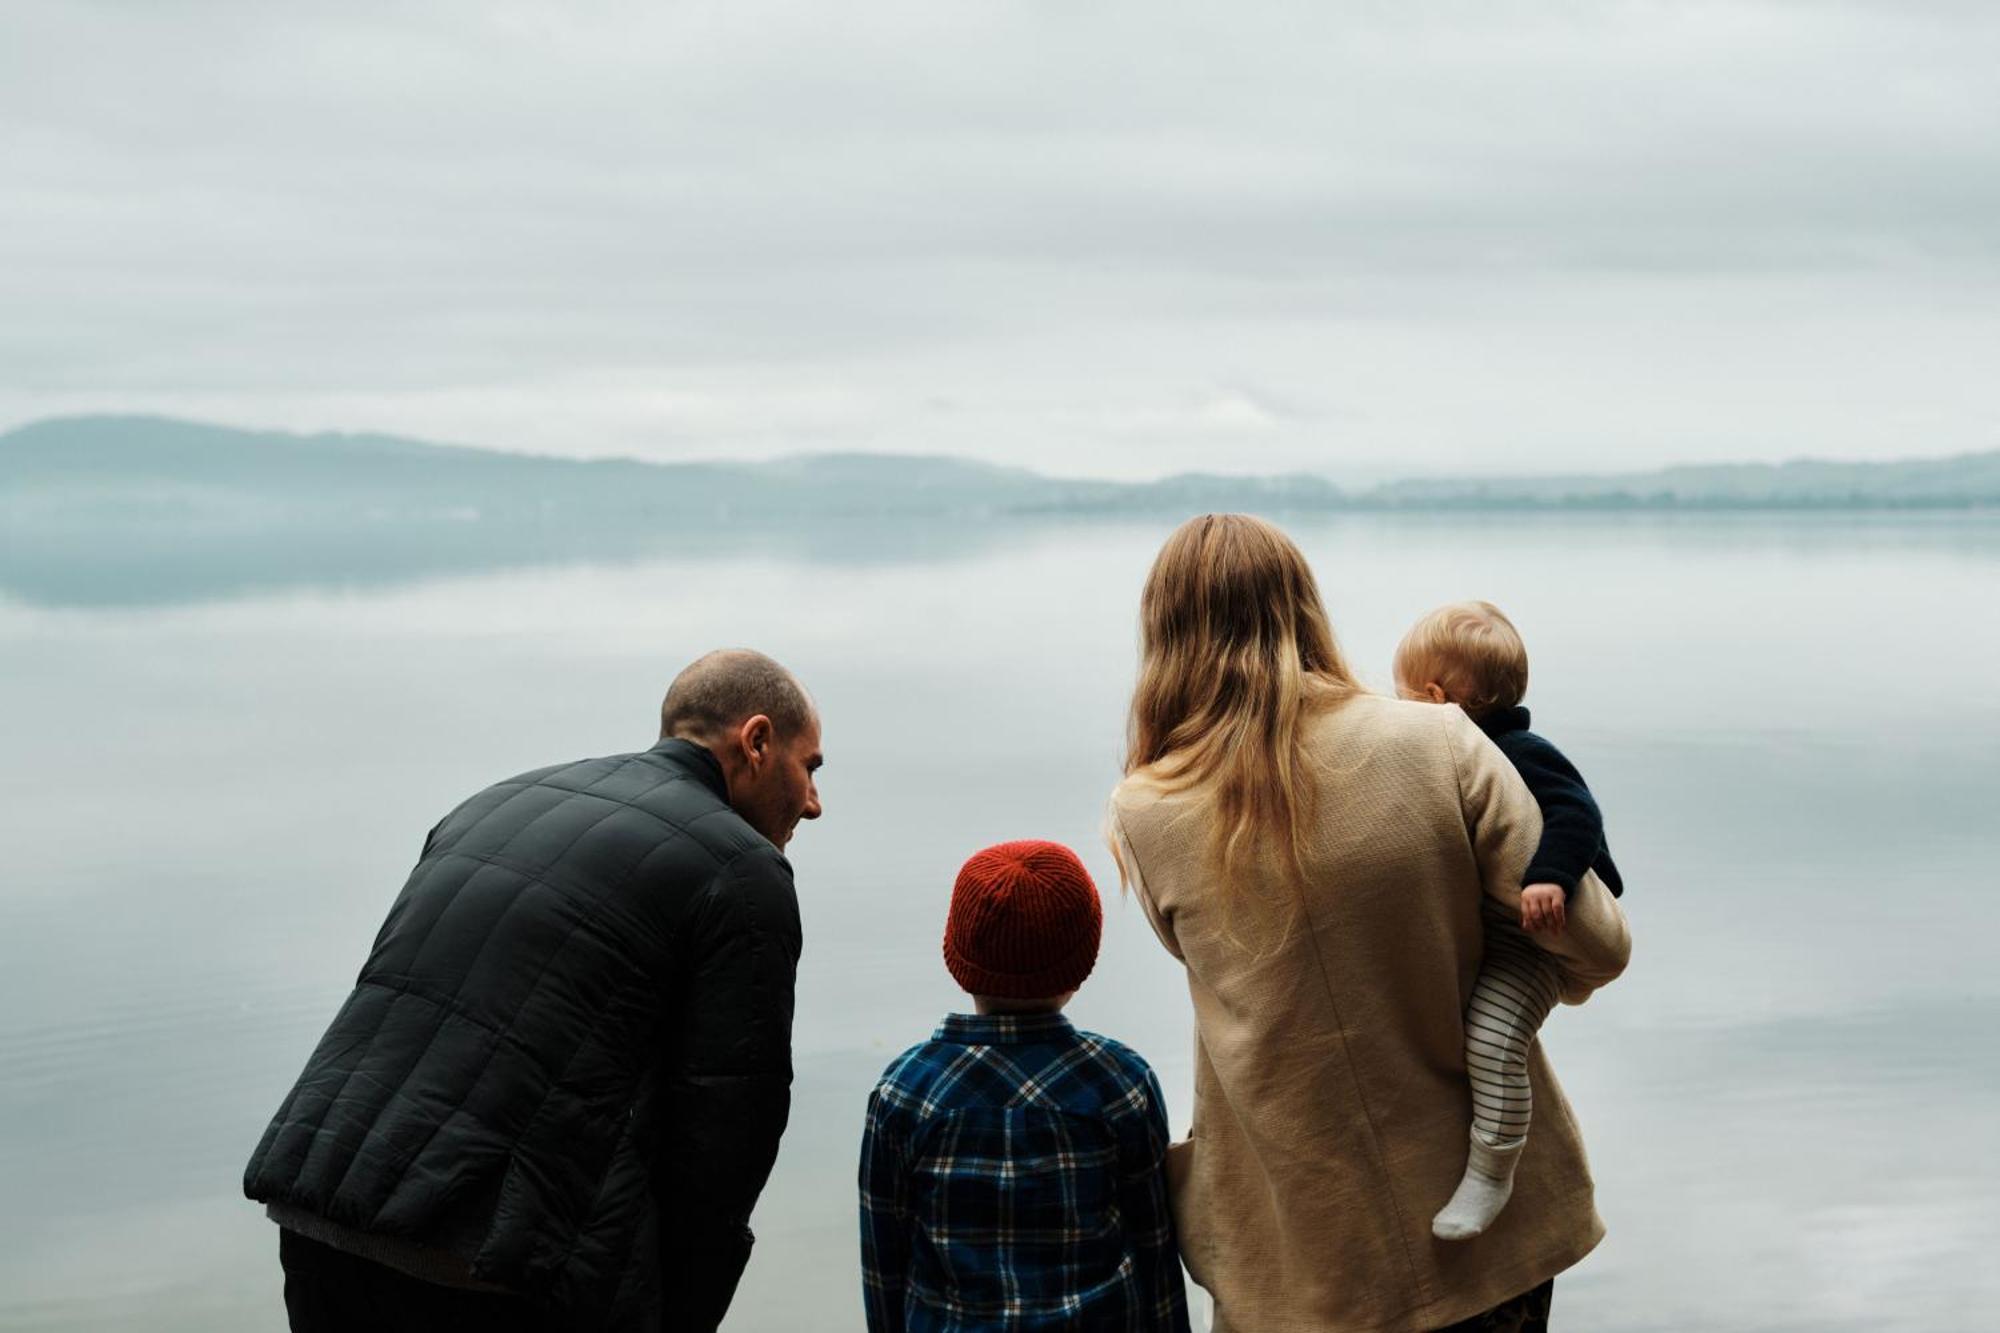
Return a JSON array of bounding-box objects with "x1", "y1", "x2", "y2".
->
[{"x1": 1108, "y1": 515, "x2": 1630, "y2": 1332}]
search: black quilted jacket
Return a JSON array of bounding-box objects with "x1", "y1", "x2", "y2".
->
[{"x1": 243, "y1": 738, "x2": 802, "y2": 1331}]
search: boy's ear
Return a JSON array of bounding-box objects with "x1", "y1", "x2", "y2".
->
[{"x1": 1423, "y1": 682, "x2": 1448, "y2": 704}]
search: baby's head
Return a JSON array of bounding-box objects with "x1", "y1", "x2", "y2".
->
[
  {"x1": 1394, "y1": 600, "x2": 1529, "y2": 721},
  {"x1": 944, "y1": 840, "x2": 1103, "y2": 1016}
]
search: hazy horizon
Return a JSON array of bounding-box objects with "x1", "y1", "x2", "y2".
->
[
  {"x1": 6, "y1": 410, "x2": 1998, "y2": 486},
  {"x1": 6, "y1": 2, "x2": 1999, "y2": 481}
]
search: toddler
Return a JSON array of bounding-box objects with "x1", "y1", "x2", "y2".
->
[
  {"x1": 857, "y1": 840, "x2": 1191, "y2": 1332},
  {"x1": 1396, "y1": 601, "x2": 1626, "y2": 1241}
]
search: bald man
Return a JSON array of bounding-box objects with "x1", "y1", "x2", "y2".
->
[{"x1": 246, "y1": 651, "x2": 823, "y2": 1333}]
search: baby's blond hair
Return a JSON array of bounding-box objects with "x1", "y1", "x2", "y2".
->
[{"x1": 1394, "y1": 600, "x2": 1529, "y2": 719}]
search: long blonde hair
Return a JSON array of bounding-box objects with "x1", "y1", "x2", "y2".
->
[{"x1": 1122, "y1": 514, "x2": 1361, "y2": 913}]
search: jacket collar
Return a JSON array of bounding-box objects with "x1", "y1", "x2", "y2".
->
[
  {"x1": 933, "y1": 1011, "x2": 1078, "y2": 1046},
  {"x1": 1476, "y1": 704, "x2": 1532, "y2": 739},
  {"x1": 648, "y1": 737, "x2": 730, "y2": 802}
]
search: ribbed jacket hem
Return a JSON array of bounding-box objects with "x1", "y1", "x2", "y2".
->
[{"x1": 265, "y1": 1202, "x2": 515, "y2": 1294}]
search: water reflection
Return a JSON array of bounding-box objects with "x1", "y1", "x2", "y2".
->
[{"x1": 3, "y1": 508, "x2": 1996, "y2": 608}]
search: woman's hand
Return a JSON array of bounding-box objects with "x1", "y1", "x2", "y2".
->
[{"x1": 1520, "y1": 883, "x2": 1567, "y2": 935}]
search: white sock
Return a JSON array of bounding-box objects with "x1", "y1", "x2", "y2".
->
[{"x1": 1432, "y1": 1128, "x2": 1524, "y2": 1241}]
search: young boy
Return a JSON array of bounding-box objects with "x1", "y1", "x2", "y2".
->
[
  {"x1": 858, "y1": 840, "x2": 1191, "y2": 1333},
  {"x1": 1395, "y1": 601, "x2": 1626, "y2": 1241}
]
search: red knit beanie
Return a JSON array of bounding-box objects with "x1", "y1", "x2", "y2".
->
[{"x1": 943, "y1": 840, "x2": 1104, "y2": 1000}]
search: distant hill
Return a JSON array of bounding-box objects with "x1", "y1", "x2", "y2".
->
[
  {"x1": 6, "y1": 415, "x2": 1995, "y2": 517},
  {"x1": 0, "y1": 416, "x2": 1358, "y2": 518},
  {"x1": 1369, "y1": 454, "x2": 2000, "y2": 509},
  {"x1": 3, "y1": 415, "x2": 1996, "y2": 606}
]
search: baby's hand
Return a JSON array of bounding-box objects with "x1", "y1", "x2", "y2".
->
[{"x1": 1521, "y1": 883, "x2": 1567, "y2": 935}]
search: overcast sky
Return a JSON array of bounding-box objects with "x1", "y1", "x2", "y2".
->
[{"x1": 3, "y1": 0, "x2": 1996, "y2": 479}]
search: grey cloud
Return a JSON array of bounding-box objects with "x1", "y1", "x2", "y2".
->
[{"x1": 2, "y1": 0, "x2": 1997, "y2": 474}]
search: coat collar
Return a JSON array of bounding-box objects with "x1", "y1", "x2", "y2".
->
[
  {"x1": 1476, "y1": 704, "x2": 1532, "y2": 739},
  {"x1": 933, "y1": 1011, "x2": 1078, "y2": 1046},
  {"x1": 648, "y1": 737, "x2": 730, "y2": 801}
]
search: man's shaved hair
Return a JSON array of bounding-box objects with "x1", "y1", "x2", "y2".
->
[{"x1": 660, "y1": 649, "x2": 815, "y2": 743}]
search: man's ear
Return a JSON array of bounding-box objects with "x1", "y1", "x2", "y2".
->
[{"x1": 739, "y1": 714, "x2": 775, "y2": 765}]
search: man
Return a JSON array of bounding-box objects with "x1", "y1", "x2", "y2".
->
[{"x1": 244, "y1": 649, "x2": 823, "y2": 1332}]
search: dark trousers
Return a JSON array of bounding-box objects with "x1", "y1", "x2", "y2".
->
[
  {"x1": 279, "y1": 1229, "x2": 544, "y2": 1333},
  {"x1": 1435, "y1": 1279, "x2": 1555, "y2": 1332}
]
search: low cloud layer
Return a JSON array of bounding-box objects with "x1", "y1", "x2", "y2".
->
[{"x1": 4, "y1": 0, "x2": 1996, "y2": 477}]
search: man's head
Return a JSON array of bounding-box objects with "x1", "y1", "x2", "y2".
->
[{"x1": 660, "y1": 649, "x2": 823, "y2": 849}]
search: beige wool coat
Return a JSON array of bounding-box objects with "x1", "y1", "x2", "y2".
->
[{"x1": 1109, "y1": 693, "x2": 1632, "y2": 1333}]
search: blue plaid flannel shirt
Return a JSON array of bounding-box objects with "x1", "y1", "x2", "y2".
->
[{"x1": 858, "y1": 1011, "x2": 1192, "y2": 1333}]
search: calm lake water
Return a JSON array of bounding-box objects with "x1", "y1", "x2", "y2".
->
[{"x1": 3, "y1": 512, "x2": 1996, "y2": 1331}]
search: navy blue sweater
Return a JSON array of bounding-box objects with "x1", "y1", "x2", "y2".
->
[{"x1": 1475, "y1": 706, "x2": 1624, "y2": 899}]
